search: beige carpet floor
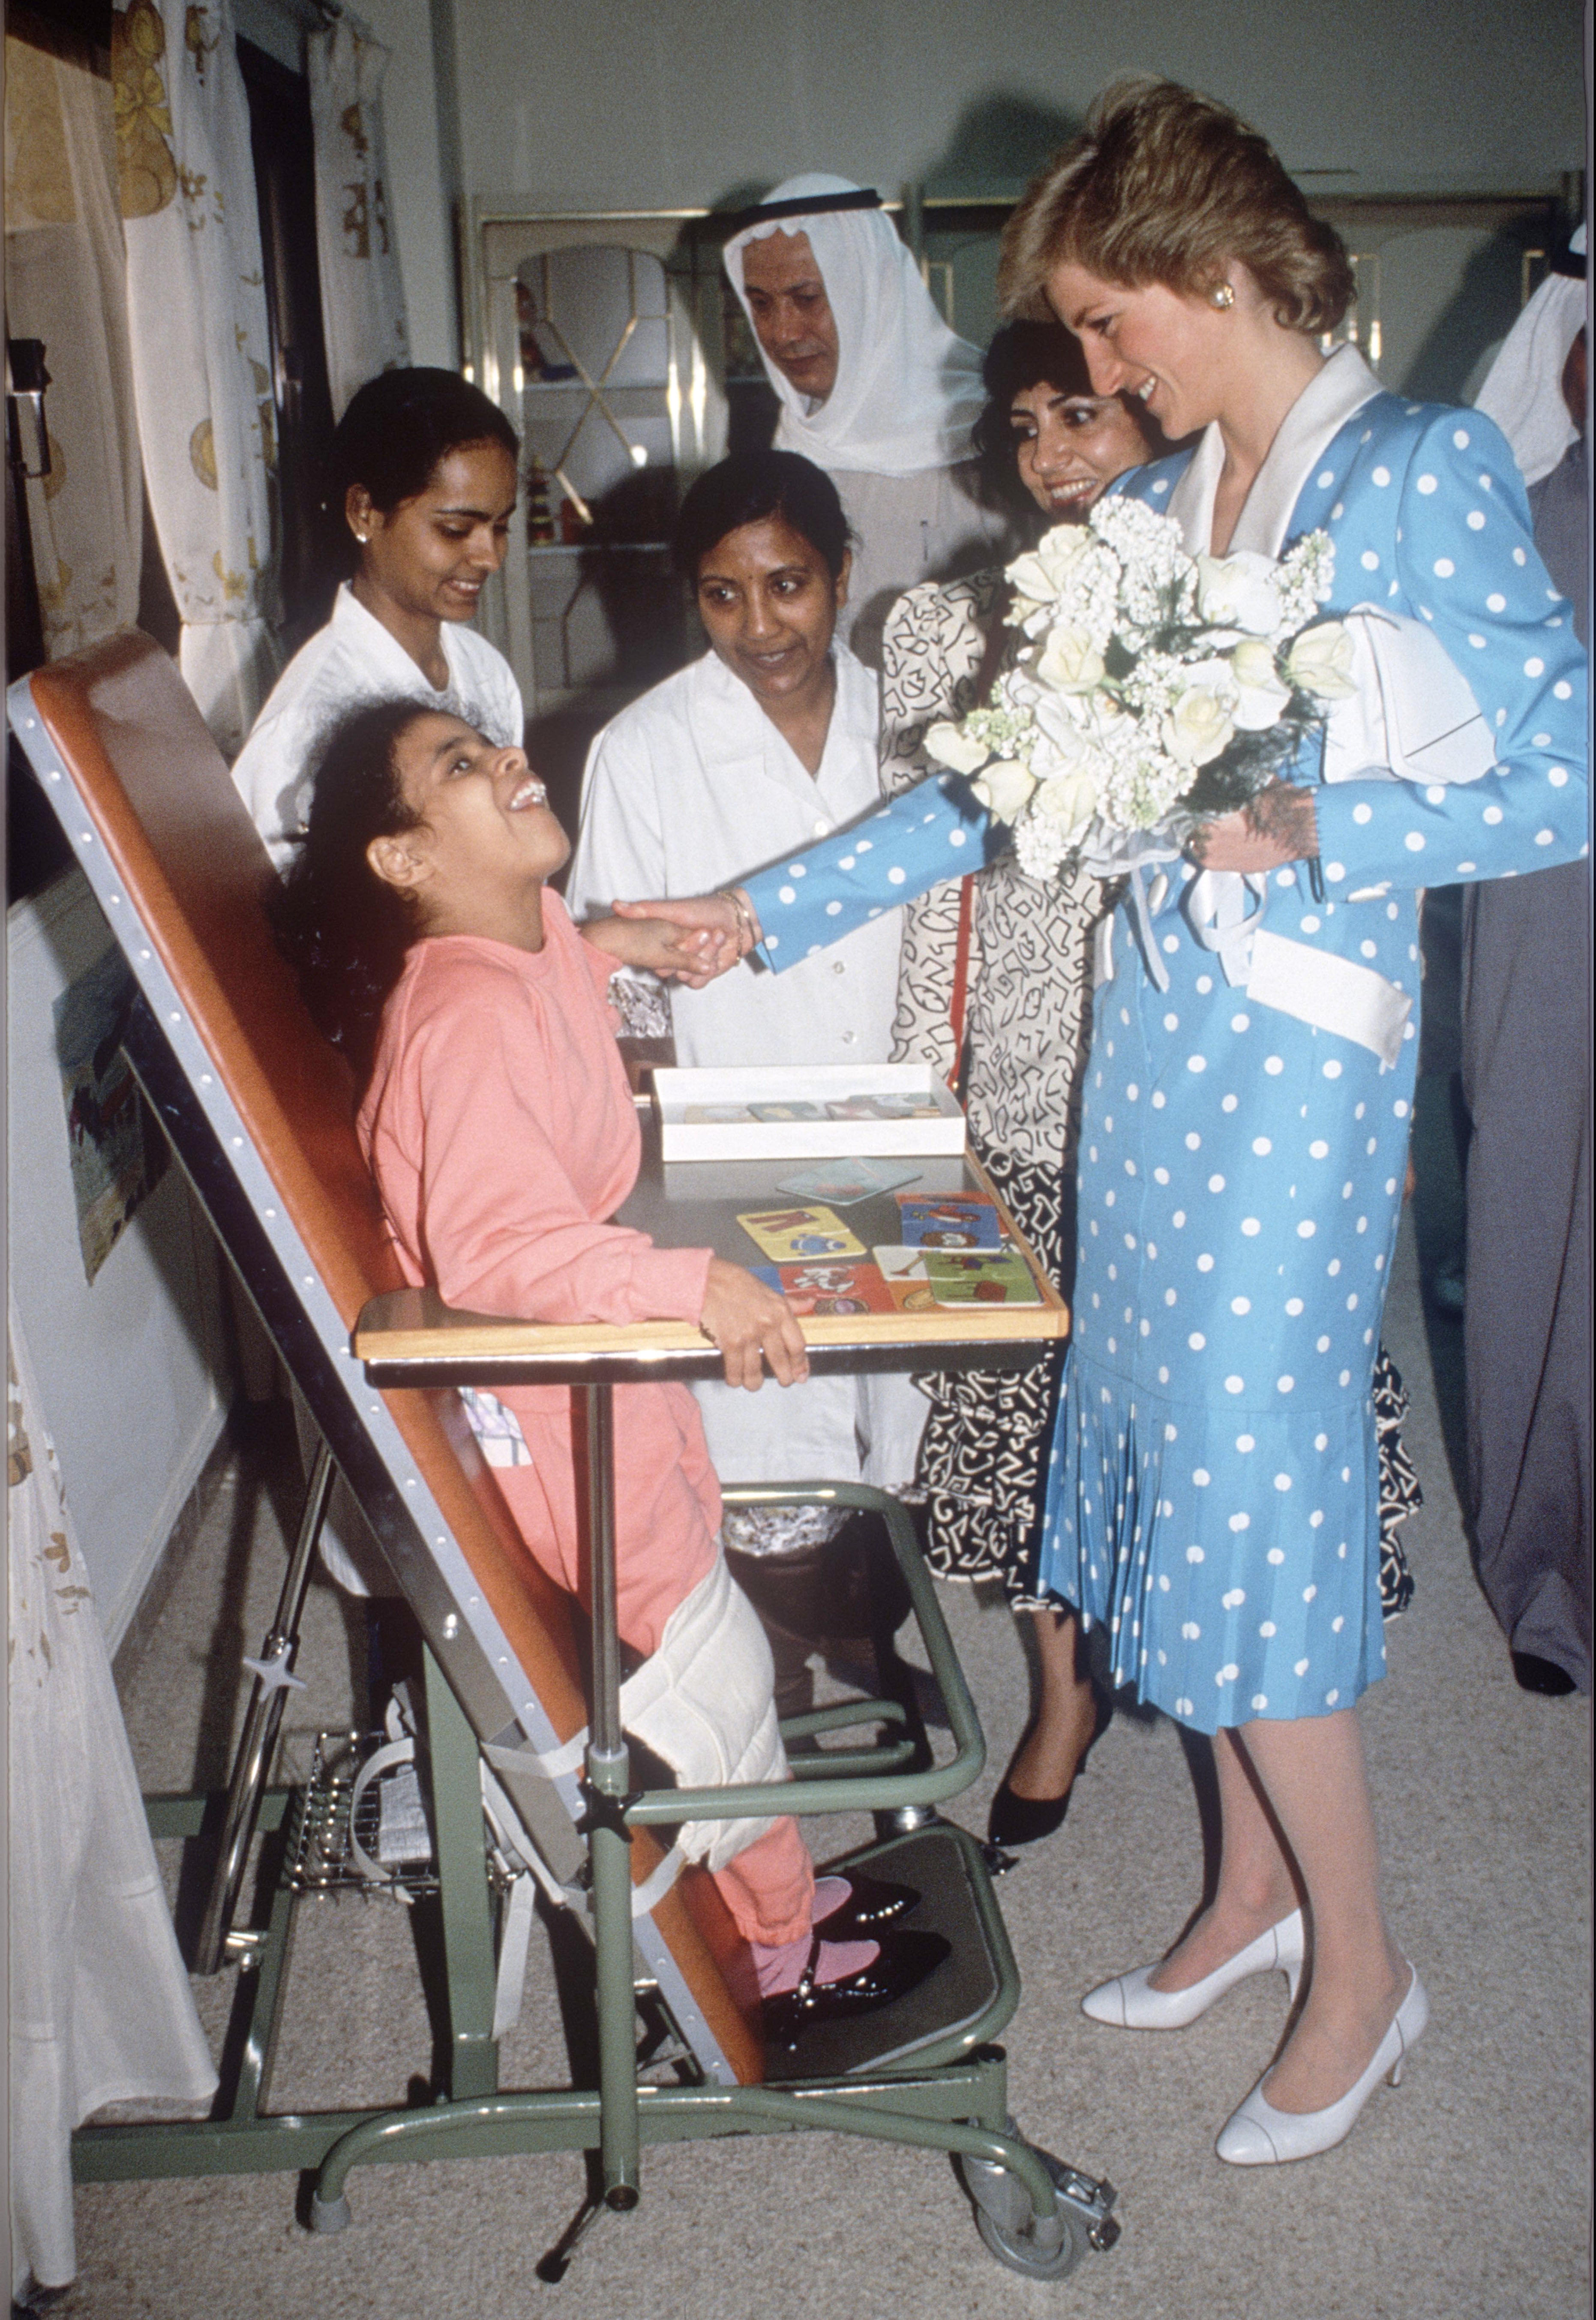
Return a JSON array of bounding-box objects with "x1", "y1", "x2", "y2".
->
[{"x1": 56, "y1": 1208, "x2": 1591, "y2": 2320}]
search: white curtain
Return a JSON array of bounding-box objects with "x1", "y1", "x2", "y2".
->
[
  {"x1": 117, "y1": 0, "x2": 280, "y2": 755},
  {"x1": 8, "y1": 1296, "x2": 217, "y2": 2302},
  {"x1": 307, "y1": 14, "x2": 410, "y2": 421},
  {"x1": 3, "y1": 27, "x2": 143, "y2": 659}
]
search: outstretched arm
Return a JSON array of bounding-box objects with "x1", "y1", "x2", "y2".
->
[{"x1": 614, "y1": 775, "x2": 1005, "y2": 975}]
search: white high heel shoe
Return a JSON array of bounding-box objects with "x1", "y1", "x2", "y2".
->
[
  {"x1": 1080, "y1": 1909, "x2": 1305, "y2": 2030},
  {"x1": 1215, "y1": 1963, "x2": 1428, "y2": 2166}
]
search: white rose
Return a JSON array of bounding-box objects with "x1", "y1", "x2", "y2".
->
[
  {"x1": 1031, "y1": 689, "x2": 1100, "y2": 771},
  {"x1": 1036, "y1": 622, "x2": 1106, "y2": 694},
  {"x1": 971, "y1": 758, "x2": 1038, "y2": 821},
  {"x1": 1077, "y1": 689, "x2": 1137, "y2": 753},
  {"x1": 1284, "y1": 620, "x2": 1357, "y2": 701},
  {"x1": 1164, "y1": 673, "x2": 1236, "y2": 767},
  {"x1": 1008, "y1": 524, "x2": 1093, "y2": 604},
  {"x1": 1008, "y1": 593, "x2": 1053, "y2": 639},
  {"x1": 923, "y1": 719, "x2": 990, "y2": 776},
  {"x1": 1031, "y1": 766, "x2": 1099, "y2": 840},
  {"x1": 1229, "y1": 636, "x2": 1292, "y2": 731},
  {"x1": 1194, "y1": 549, "x2": 1286, "y2": 637}
]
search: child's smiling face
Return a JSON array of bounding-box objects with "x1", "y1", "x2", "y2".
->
[{"x1": 369, "y1": 712, "x2": 568, "y2": 941}]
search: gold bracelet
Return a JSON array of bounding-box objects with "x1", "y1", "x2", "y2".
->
[{"x1": 716, "y1": 887, "x2": 759, "y2": 951}]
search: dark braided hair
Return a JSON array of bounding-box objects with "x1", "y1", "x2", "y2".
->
[{"x1": 269, "y1": 698, "x2": 431, "y2": 1083}]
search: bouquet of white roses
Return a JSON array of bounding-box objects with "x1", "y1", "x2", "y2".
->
[{"x1": 923, "y1": 496, "x2": 1358, "y2": 882}]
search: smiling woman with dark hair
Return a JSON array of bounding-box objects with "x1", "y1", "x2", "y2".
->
[
  {"x1": 567, "y1": 447, "x2": 927, "y2": 1561},
  {"x1": 231, "y1": 366, "x2": 524, "y2": 867}
]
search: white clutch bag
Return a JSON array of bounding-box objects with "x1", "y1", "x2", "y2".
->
[{"x1": 1322, "y1": 606, "x2": 1497, "y2": 787}]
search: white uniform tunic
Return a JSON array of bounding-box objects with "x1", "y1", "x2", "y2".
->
[
  {"x1": 231, "y1": 582, "x2": 524, "y2": 865},
  {"x1": 567, "y1": 643, "x2": 927, "y2": 1501}
]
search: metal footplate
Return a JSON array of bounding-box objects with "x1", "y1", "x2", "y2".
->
[{"x1": 957, "y1": 2122, "x2": 1120, "y2": 2282}]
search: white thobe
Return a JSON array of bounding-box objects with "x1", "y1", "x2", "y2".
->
[
  {"x1": 567, "y1": 645, "x2": 927, "y2": 1497},
  {"x1": 831, "y1": 463, "x2": 1010, "y2": 671}
]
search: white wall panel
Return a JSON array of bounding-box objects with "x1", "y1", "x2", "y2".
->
[
  {"x1": 8, "y1": 870, "x2": 231, "y2": 1651},
  {"x1": 444, "y1": 0, "x2": 1584, "y2": 219}
]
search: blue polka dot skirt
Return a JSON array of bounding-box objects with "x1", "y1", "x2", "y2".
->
[
  {"x1": 1045, "y1": 1348, "x2": 1387, "y2": 1731},
  {"x1": 1035, "y1": 858, "x2": 1412, "y2": 1733}
]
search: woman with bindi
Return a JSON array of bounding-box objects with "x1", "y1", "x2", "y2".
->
[
  {"x1": 232, "y1": 366, "x2": 524, "y2": 868},
  {"x1": 567, "y1": 450, "x2": 927, "y2": 1577},
  {"x1": 724, "y1": 176, "x2": 1011, "y2": 669}
]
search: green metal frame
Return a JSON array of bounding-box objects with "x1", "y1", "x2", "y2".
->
[{"x1": 72, "y1": 1479, "x2": 1054, "y2": 2231}]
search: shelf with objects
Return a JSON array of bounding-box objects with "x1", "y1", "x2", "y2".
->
[{"x1": 8, "y1": 628, "x2": 1120, "y2": 2287}]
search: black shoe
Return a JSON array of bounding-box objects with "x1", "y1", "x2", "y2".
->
[
  {"x1": 813, "y1": 1870, "x2": 919, "y2": 1938},
  {"x1": 987, "y1": 1690, "x2": 1112, "y2": 1850},
  {"x1": 1512, "y1": 1651, "x2": 1578, "y2": 1696},
  {"x1": 762, "y1": 1930, "x2": 951, "y2": 2049}
]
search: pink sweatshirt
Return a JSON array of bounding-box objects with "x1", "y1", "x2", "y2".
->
[{"x1": 358, "y1": 897, "x2": 720, "y2": 1654}]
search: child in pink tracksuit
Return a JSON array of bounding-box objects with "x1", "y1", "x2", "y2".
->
[{"x1": 272, "y1": 697, "x2": 942, "y2": 2033}]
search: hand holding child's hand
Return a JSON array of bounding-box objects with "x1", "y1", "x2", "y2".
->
[
  {"x1": 699, "y1": 1257, "x2": 811, "y2": 1390},
  {"x1": 580, "y1": 914, "x2": 740, "y2": 985},
  {"x1": 611, "y1": 887, "x2": 762, "y2": 963}
]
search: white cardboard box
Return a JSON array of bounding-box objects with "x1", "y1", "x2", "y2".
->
[{"x1": 652, "y1": 1063, "x2": 966, "y2": 1162}]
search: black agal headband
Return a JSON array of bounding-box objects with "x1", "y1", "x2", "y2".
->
[{"x1": 721, "y1": 187, "x2": 883, "y2": 238}]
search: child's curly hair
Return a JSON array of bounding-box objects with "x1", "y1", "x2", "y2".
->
[{"x1": 268, "y1": 697, "x2": 432, "y2": 1083}]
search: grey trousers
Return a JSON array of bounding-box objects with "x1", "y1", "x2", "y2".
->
[{"x1": 1460, "y1": 858, "x2": 1591, "y2": 1690}]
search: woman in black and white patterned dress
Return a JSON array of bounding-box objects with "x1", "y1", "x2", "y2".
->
[{"x1": 883, "y1": 323, "x2": 1419, "y2": 1846}]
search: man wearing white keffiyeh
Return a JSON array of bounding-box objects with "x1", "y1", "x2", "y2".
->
[{"x1": 724, "y1": 175, "x2": 1012, "y2": 667}]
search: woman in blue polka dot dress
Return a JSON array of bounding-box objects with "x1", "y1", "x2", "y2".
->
[{"x1": 623, "y1": 83, "x2": 1587, "y2": 2164}]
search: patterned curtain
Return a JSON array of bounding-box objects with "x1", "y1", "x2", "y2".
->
[
  {"x1": 307, "y1": 14, "x2": 410, "y2": 421},
  {"x1": 3, "y1": 24, "x2": 143, "y2": 659},
  {"x1": 116, "y1": 0, "x2": 280, "y2": 754},
  {"x1": 8, "y1": 1297, "x2": 216, "y2": 2302}
]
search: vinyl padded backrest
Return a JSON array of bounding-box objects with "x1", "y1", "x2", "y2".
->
[{"x1": 21, "y1": 629, "x2": 763, "y2": 2085}]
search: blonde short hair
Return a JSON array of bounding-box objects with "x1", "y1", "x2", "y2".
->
[{"x1": 999, "y1": 78, "x2": 1354, "y2": 337}]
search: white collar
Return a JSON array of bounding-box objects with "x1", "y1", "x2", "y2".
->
[
  {"x1": 330, "y1": 581, "x2": 461, "y2": 690},
  {"x1": 689, "y1": 643, "x2": 877, "y2": 784},
  {"x1": 1167, "y1": 344, "x2": 1383, "y2": 558}
]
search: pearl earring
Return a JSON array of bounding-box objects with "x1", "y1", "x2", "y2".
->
[{"x1": 1210, "y1": 282, "x2": 1235, "y2": 310}]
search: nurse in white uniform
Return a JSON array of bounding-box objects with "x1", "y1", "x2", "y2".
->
[
  {"x1": 723, "y1": 177, "x2": 1011, "y2": 669},
  {"x1": 232, "y1": 366, "x2": 524, "y2": 868},
  {"x1": 567, "y1": 449, "x2": 926, "y2": 1549},
  {"x1": 233, "y1": 365, "x2": 524, "y2": 1599}
]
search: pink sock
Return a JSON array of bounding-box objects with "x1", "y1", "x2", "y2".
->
[
  {"x1": 812, "y1": 1876, "x2": 851, "y2": 1921},
  {"x1": 753, "y1": 1932, "x2": 879, "y2": 1998}
]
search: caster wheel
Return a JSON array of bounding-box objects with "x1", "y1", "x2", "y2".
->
[
  {"x1": 973, "y1": 2191, "x2": 1092, "y2": 2281},
  {"x1": 957, "y1": 2130, "x2": 1117, "y2": 2283}
]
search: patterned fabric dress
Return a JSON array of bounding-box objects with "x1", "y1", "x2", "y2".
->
[
  {"x1": 881, "y1": 570, "x2": 1104, "y2": 1608},
  {"x1": 880, "y1": 567, "x2": 1421, "y2": 1618}
]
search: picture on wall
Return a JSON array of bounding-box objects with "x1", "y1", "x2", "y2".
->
[{"x1": 52, "y1": 947, "x2": 168, "y2": 1284}]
